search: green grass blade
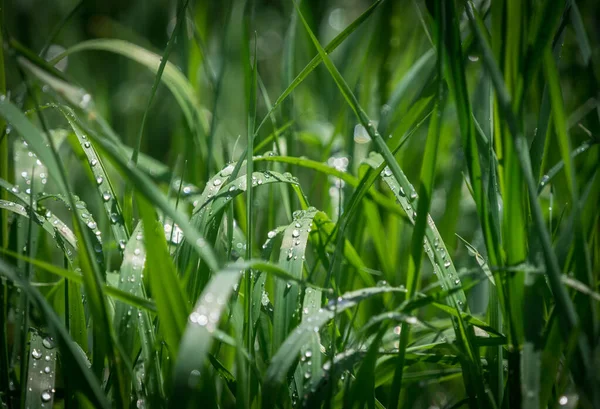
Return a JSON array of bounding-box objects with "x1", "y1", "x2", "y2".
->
[
  {"x1": 466, "y1": 3, "x2": 597, "y2": 405},
  {"x1": 272, "y1": 207, "x2": 318, "y2": 353},
  {"x1": 263, "y1": 285, "x2": 405, "y2": 407},
  {"x1": 255, "y1": 0, "x2": 383, "y2": 134},
  {"x1": 138, "y1": 194, "x2": 189, "y2": 360},
  {"x1": 569, "y1": 1, "x2": 591, "y2": 66},
  {"x1": 255, "y1": 155, "x2": 407, "y2": 220},
  {"x1": 0, "y1": 192, "x2": 76, "y2": 249},
  {"x1": 0, "y1": 247, "x2": 157, "y2": 312},
  {"x1": 171, "y1": 265, "x2": 242, "y2": 409},
  {"x1": 73, "y1": 119, "x2": 220, "y2": 272},
  {"x1": 49, "y1": 39, "x2": 208, "y2": 156},
  {"x1": 0, "y1": 258, "x2": 110, "y2": 409},
  {"x1": 23, "y1": 331, "x2": 57, "y2": 409},
  {"x1": 0, "y1": 99, "x2": 68, "y2": 195},
  {"x1": 113, "y1": 220, "x2": 163, "y2": 403},
  {"x1": 62, "y1": 108, "x2": 129, "y2": 247}
]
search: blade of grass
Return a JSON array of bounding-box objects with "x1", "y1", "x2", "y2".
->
[
  {"x1": 466, "y1": 3, "x2": 597, "y2": 405},
  {"x1": 0, "y1": 258, "x2": 110, "y2": 409},
  {"x1": 255, "y1": 0, "x2": 384, "y2": 135},
  {"x1": 23, "y1": 331, "x2": 58, "y2": 409},
  {"x1": 138, "y1": 194, "x2": 189, "y2": 360},
  {"x1": 263, "y1": 285, "x2": 405, "y2": 407},
  {"x1": 272, "y1": 207, "x2": 318, "y2": 353},
  {"x1": 170, "y1": 264, "x2": 241, "y2": 409}
]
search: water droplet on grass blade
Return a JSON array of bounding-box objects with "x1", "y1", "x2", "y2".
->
[
  {"x1": 42, "y1": 337, "x2": 55, "y2": 349},
  {"x1": 41, "y1": 390, "x2": 52, "y2": 402}
]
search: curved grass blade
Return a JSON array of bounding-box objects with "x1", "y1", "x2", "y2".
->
[
  {"x1": 0, "y1": 99, "x2": 67, "y2": 195},
  {"x1": 69, "y1": 118, "x2": 220, "y2": 272},
  {"x1": 263, "y1": 285, "x2": 405, "y2": 407},
  {"x1": 208, "y1": 171, "x2": 302, "y2": 222},
  {"x1": 0, "y1": 247, "x2": 156, "y2": 312},
  {"x1": 62, "y1": 110, "x2": 129, "y2": 248},
  {"x1": 49, "y1": 39, "x2": 208, "y2": 154},
  {"x1": 24, "y1": 331, "x2": 57, "y2": 409},
  {"x1": 0, "y1": 258, "x2": 110, "y2": 409},
  {"x1": 40, "y1": 193, "x2": 104, "y2": 264},
  {"x1": 171, "y1": 264, "x2": 242, "y2": 409},
  {"x1": 180, "y1": 167, "x2": 302, "y2": 301},
  {"x1": 0, "y1": 195, "x2": 76, "y2": 249},
  {"x1": 538, "y1": 140, "x2": 597, "y2": 194},
  {"x1": 255, "y1": 155, "x2": 407, "y2": 220}
]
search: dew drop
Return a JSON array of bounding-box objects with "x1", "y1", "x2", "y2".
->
[
  {"x1": 31, "y1": 349, "x2": 42, "y2": 359},
  {"x1": 41, "y1": 390, "x2": 52, "y2": 402},
  {"x1": 188, "y1": 369, "x2": 201, "y2": 388},
  {"x1": 41, "y1": 337, "x2": 55, "y2": 349}
]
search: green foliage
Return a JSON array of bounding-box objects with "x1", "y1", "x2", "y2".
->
[{"x1": 0, "y1": 0, "x2": 599, "y2": 408}]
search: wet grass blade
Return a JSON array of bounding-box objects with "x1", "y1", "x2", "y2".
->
[
  {"x1": 263, "y1": 285, "x2": 405, "y2": 407},
  {"x1": 0, "y1": 99, "x2": 68, "y2": 195},
  {"x1": 62, "y1": 109, "x2": 129, "y2": 247},
  {"x1": 0, "y1": 258, "x2": 110, "y2": 409},
  {"x1": 171, "y1": 264, "x2": 242, "y2": 409},
  {"x1": 23, "y1": 331, "x2": 58, "y2": 409},
  {"x1": 272, "y1": 207, "x2": 318, "y2": 353}
]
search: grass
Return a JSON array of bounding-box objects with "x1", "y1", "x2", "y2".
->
[{"x1": 0, "y1": 0, "x2": 599, "y2": 408}]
